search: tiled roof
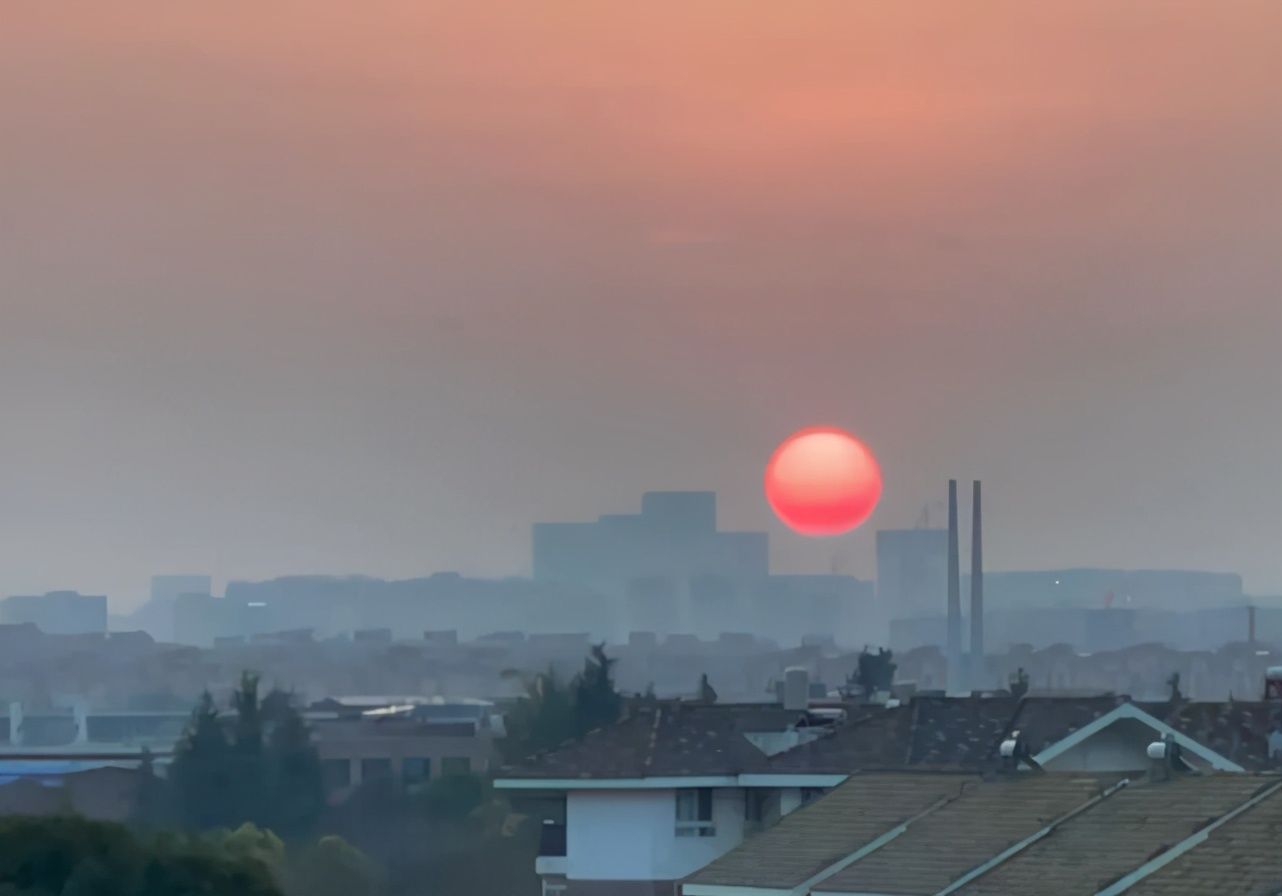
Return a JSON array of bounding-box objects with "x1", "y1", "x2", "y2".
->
[
  {"x1": 1145, "y1": 701, "x2": 1282, "y2": 772},
  {"x1": 1003, "y1": 695, "x2": 1132, "y2": 756},
  {"x1": 816, "y1": 775, "x2": 1114, "y2": 895},
  {"x1": 769, "y1": 695, "x2": 1108, "y2": 774},
  {"x1": 499, "y1": 702, "x2": 808, "y2": 779},
  {"x1": 687, "y1": 772, "x2": 978, "y2": 889},
  {"x1": 907, "y1": 696, "x2": 1022, "y2": 766},
  {"x1": 957, "y1": 775, "x2": 1270, "y2": 895},
  {"x1": 767, "y1": 705, "x2": 916, "y2": 773},
  {"x1": 1128, "y1": 780, "x2": 1282, "y2": 896}
]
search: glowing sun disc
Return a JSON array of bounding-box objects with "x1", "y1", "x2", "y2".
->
[{"x1": 764, "y1": 426, "x2": 883, "y2": 536}]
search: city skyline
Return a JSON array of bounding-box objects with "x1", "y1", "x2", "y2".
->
[{"x1": 3, "y1": 2, "x2": 1280, "y2": 605}]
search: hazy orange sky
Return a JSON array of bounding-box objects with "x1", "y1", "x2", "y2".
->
[{"x1": 2, "y1": 1, "x2": 1280, "y2": 606}]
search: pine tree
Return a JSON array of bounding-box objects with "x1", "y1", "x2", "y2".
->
[
  {"x1": 170, "y1": 691, "x2": 237, "y2": 831},
  {"x1": 265, "y1": 690, "x2": 325, "y2": 839},
  {"x1": 230, "y1": 672, "x2": 269, "y2": 827},
  {"x1": 573, "y1": 644, "x2": 622, "y2": 737}
]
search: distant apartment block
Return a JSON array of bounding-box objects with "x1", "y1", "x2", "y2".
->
[
  {"x1": 534, "y1": 491, "x2": 873, "y2": 643},
  {"x1": 150, "y1": 575, "x2": 212, "y2": 604},
  {"x1": 306, "y1": 696, "x2": 503, "y2": 798},
  {"x1": 876, "y1": 528, "x2": 947, "y2": 620},
  {"x1": 0, "y1": 591, "x2": 107, "y2": 636}
]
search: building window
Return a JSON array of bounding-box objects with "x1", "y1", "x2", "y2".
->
[
  {"x1": 361, "y1": 758, "x2": 393, "y2": 782},
  {"x1": 800, "y1": 787, "x2": 826, "y2": 806},
  {"x1": 321, "y1": 759, "x2": 351, "y2": 791},
  {"x1": 675, "y1": 788, "x2": 715, "y2": 837},
  {"x1": 402, "y1": 757, "x2": 431, "y2": 782},
  {"x1": 744, "y1": 789, "x2": 770, "y2": 824},
  {"x1": 441, "y1": 756, "x2": 470, "y2": 776}
]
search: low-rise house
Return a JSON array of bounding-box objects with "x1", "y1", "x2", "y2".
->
[
  {"x1": 495, "y1": 698, "x2": 845, "y2": 895},
  {"x1": 499, "y1": 686, "x2": 1282, "y2": 895}
]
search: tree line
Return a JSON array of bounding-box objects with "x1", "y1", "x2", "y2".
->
[{"x1": 1, "y1": 648, "x2": 634, "y2": 896}]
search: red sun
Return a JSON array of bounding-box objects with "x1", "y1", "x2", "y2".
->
[{"x1": 764, "y1": 426, "x2": 883, "y2": 536}]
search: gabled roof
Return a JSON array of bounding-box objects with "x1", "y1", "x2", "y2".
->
[
  {"x1": 499, "y1": 702, "x2": 809, "y2": 780},
  {"x1": 957, "y1": 775, "x2": 1269, "y2": 895},
  {"x1": 815, "y1": 775, "x2": 1115, "y2": 895},
  {"x1": 1030, "y1": 702, "x2": 1245, "y2": 772},
  {"x1": 1000, "y1": 694, "x2": 1131, "y2": 756},
  {"x1": 1125, "y1": 779, "x2": 1282, "y2": 896},
  {"x1": 686, "y1": 772, "x2": 978, "y2": 891}
]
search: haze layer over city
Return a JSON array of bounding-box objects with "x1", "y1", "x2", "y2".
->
[{"x1": 1, "y1": 4, "x2": 1281, "y2": 896}]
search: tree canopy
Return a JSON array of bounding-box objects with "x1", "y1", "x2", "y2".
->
[
  {"x1": 159, "y1": 672, "x2": 324, "y2": 839},
  {"x1": 501, "y1": 644, "x2": 625, "y2": 762},
  {"x1": 0, "y1": 816, "x2": 282, "y2": 896}
]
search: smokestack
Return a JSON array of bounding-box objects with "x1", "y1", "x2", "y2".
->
[
  {"x1": 970, "y1": 480, "x2": 984, "y2": 689},
  {"x1": 947, "y1": 480, "x2": 962, "y2": 692}
]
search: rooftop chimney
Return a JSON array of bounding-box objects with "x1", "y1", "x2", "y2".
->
[
  {"x1": 783, "y1": 666, "x2": 810, "y2": 711},
  {"x1": 946, "y1": 480, "x2": 962, "y2": 692},
  {"x1": 970, "y1": 480, "x2": 984, "y2": 689}
]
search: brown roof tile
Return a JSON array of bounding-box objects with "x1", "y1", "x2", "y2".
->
[
  {"x1": 500, "y1": 702, "x2": 808, "y2": 779},
  {"x1": 959, "y1": 775, "x2": 1269, "y2": 895},
  {"x1": 817, "y1": 775, "x2": 1115, "y2": 895},
  {"x1": 687, "y1": 772, "x2": 978, "y2": 889},
  {"x1": 1128, "y1": 780, "x2": 1282, "y2": 896}
]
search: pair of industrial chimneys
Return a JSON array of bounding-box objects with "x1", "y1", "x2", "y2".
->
[{"x1": 946, "y1": 479, "x2": 983, "y2": 693}]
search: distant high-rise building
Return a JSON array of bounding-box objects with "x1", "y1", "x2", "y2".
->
[
  {"x1": 533, "y1": 491, "x2": 770, "y2": 639},
  {"x1": 150, "y1": 575, "x2": 212, "y2": 603},
  {"x1": 0, "y1": 591, "x2": 107, "y2": 635},
  {"x1": 876, "y1": 528, "x2": 948, "y2": 620},
  {"x1": 534, "y1": 491, "x2": 873, "y2": 644}
]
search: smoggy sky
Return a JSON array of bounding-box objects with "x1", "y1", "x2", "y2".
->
[{"x1": 2, "y1": 1, "x2": 1280, "y2": 609}]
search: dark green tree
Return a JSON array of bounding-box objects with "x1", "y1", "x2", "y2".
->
[
  {"x1": 230, "y1": 672, "x2": 269, "y2": 826},
  {"x1": 170, "y1": 691, "x2": 237, "y2": 830},
  {"x1": 169, "y1": 675, "x2": 323, "y2": 838},
  {"x1": 264, "y1": 691, "x2": 325, "y2": 839},
  {"x1": 849, "y1": 647, "x2": 897, "y2": 701},
  {"x1": 284, "y1": 835, "x2": 382, "y2": 896},
  {"x1": 573, "y1": 643, "x2": 623, "y2": 737},
  {"x1": 501, "y1": 667, "x2": 576, "y2": 762},
  {"x1": 0, "y1": 815, "x2": 282, "y2": 896}
]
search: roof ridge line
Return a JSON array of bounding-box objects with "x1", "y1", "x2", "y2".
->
[
  {"x1": 930, "y1": 777, "x2": 1132, "y2": 896},
  {"x1": 806, "y1": 777, "x2": 976, "y2": 896},
  {"x1": 1093, "y1": 777, "x2": 1282, "y2": 896}
]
